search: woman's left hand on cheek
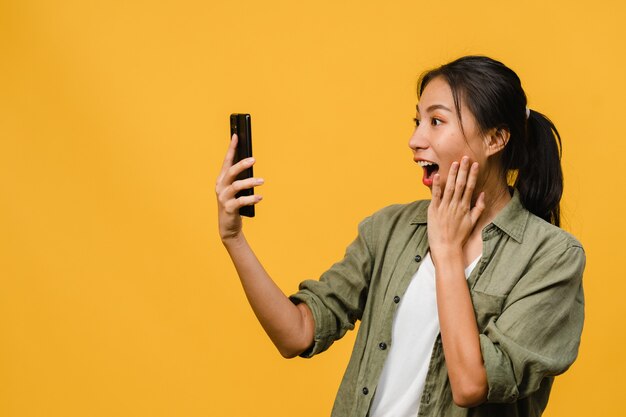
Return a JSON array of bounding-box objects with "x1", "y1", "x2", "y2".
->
[{"x1": 428, "y1": 156, "x2": 485, "y2": 253}]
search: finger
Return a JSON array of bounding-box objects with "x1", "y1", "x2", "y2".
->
[
  {"x1": 230, "y1": 177, "x2": 264, "y2": 196},
  {"x1": 431, "y1": 173, "x2": 442, "y2": 206},
  {"x1": 453, "y1": 157, "x2": 470, "y2": 203},
  {"x1": 224, "y1": 194, "x2": 263, "y2": 214},
  {"x1": 470, "y1": 192, "x2": 486, "y2": 224},
  {"x1": 442, "y1": 161, "x2": 459, "y2": 204},
  {"x1": 461, "y1": 161, "x2": 479, "y2": 207},
  {"x1": 224, "y1": 156, "x2": 256, "y2": 185},
  {"x1": 218, "y1": 177, "x2": 263, "y2": 209},
  {"x1": 218, "y1": 133, "x2": 239, "y2": 179}
]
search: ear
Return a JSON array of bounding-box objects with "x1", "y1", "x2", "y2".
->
[{"x1": 484, "y1": 127, "x2": 510, "y2": 156}]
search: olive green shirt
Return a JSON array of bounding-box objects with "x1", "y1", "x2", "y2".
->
[{"x1": 290, "y1": 191, "x2": 585, "y2": 417}]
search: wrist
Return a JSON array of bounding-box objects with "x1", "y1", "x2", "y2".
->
[
  {"x1": 221, "y1": 232, "x2": 247, "y2": 250},
  {"x1": 430, "y1": 244, "x2": 464, "y2": 268}
]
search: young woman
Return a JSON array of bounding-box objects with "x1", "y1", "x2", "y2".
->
[{"x1": 216, "y1": 56, "x2": 585, "y2": 417}]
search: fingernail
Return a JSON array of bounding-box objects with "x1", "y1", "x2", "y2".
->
[
  {"x1": 255, "y1": 178, "x2": 264, "y2": 185},
  {"x1": 248, "y1": 157, "x2": 255, "y2": 164}
]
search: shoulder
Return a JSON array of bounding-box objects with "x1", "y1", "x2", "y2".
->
[
  {"x1": 366, "y1": 199, "x2": 430, "y2": 227},
  {"x1": 485, "y1": 193, "x2": 586, "y2": 292},
  {"x1": 493, "y1": 190, "x2": 584, "y2": 256},
  {"x1": 480, "y1": 203, "x2": 586, "y2": 308},
  {"x1": 353, "y1": 200, "x2": 429, "y2": 246},
  {"x1": 523, "y1": 213, "x2": 584, "y2": 254},
  {"x1": 510, "y1": 211, "x2": 586, "y2": 285}
]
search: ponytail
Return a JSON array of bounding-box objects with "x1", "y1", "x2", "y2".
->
[{"x1": 508, "y1": 110, "x2": 563, "y2": 227}]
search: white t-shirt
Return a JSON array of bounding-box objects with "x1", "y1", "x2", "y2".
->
[{"x1": 368, "y1": 252, "x2": 480, "y2": 417}]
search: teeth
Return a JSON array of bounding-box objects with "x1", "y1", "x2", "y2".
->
[{"x1": 417, "y1": 161, "x2": 435, "y2": 167}]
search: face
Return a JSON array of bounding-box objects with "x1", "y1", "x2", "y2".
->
[{"x1": 409, "y1": 76, "x2": 492, "y2": 192}]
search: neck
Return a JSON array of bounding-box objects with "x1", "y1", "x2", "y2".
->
[
  {"x1": 472, "y1": 178, "x2": 511, "y2": 236},
  {"x1": 460, "y1": 179, "x2": 510, "y2": 265}
]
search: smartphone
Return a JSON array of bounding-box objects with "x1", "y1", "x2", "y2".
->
[{"x1": 229, "y1": 113, "x2": 254, "y2": 217}]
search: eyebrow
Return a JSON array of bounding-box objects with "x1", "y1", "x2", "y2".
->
[{"x1": 415, "y1": 104, "x2": 453, "y2": 113}]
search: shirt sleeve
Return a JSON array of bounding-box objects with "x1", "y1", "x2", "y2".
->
[
  {"x1": 479, "y1": 243, "x2": 586, "y2": 403},
  {"x1": 289, "y1": 215, "x2": 374, "y2": 358}
]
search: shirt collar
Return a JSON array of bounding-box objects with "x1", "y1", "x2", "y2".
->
[
  {"x1": 409, "y1": 188, "x2": 529, "y2": 243},
  {"x1": 489, "y1": 188, "x2": 529, "y2": 243}
]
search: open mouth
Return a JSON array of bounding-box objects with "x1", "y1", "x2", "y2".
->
[{"x1": 417, "y1": 160, "x2": 439, "y2": 186}]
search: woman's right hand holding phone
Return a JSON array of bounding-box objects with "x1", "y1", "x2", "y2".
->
[
  {"x1": 215, "y1": 134, "x2": 264, "y2": 243},
  {"x1": 215, "y1": 135, "x2": 314, "y2": 358}
]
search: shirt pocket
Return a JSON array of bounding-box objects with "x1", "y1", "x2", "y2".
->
[{"x1": 470, "y1": 290, "x2": 506, "y2": 332}]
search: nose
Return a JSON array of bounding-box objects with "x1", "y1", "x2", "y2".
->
[{"x1": 408, "y1": 124, "x2": 428, "y2": 152}]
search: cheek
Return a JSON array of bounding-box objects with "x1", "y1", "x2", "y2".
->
[{"x1": 436, "y1": 131, "x2": 467, "y2": 157}]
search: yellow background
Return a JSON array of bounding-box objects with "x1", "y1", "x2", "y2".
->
[{"x1": 1, "y1": 1, "x2": 624, "y2": 416}]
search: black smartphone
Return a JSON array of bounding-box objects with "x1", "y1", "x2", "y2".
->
[{"x1": 229, "y1": 113, "x2": 254, "y2": 217}]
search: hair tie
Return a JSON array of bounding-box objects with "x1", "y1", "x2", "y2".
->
[{"x1": 526, "y1": 107, "x2": 531, "y2": 119}]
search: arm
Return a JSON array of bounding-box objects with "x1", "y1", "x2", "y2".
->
[
  {"x1": 428, "y1": 158, "x2": 488, "y2": 407},
  {"x1": 216, "y1": 134, "x2": 314, "y2": 358},
  {"x1": 428, "y1": 158, "x2": 585, "y2": 406},
  {"x1": 289, "y1": 214, "x2": 374, "y2": 357},
  {"x1": 433, "y1": 251, "x2": 488, "y2": 407},
  {"x1": 479, "y1": 244, "x2": 585, "y2": 402},
  {"x1": 436, "y1": 241, "x2": 585, "y2": 406}
]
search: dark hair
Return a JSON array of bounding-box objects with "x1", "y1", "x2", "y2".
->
[{"x1": 418, "y1": 56, "x2": 563, "y2": 226}]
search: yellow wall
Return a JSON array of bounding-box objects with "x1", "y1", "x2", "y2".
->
[{"x1": 1, "y1": 1, "x2": 624, "y2": 416}]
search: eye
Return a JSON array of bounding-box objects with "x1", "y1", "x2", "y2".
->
[
  {"x1": 431, "y1": 118, "x2": 443, "y2": 126},
  {"x1": 413, "y1": 117, "x2": 420, "y2": 127}
]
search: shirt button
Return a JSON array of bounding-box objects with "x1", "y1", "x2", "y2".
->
[
  {"x1": 393, "y1": 295, "x2": 401, "y2": 304},
  {"x1": 379, "y1": 342, "x2": 387, "y2": 350},
  {"x1": 414, "y1": 254, "x2": 422, "y2": 262},
  {"x1": 362, "y1": 387, "x2": 369, "y2": 395},
  {"x1": 424, "y1": 392, "x2": 430, "y2": 403}
]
